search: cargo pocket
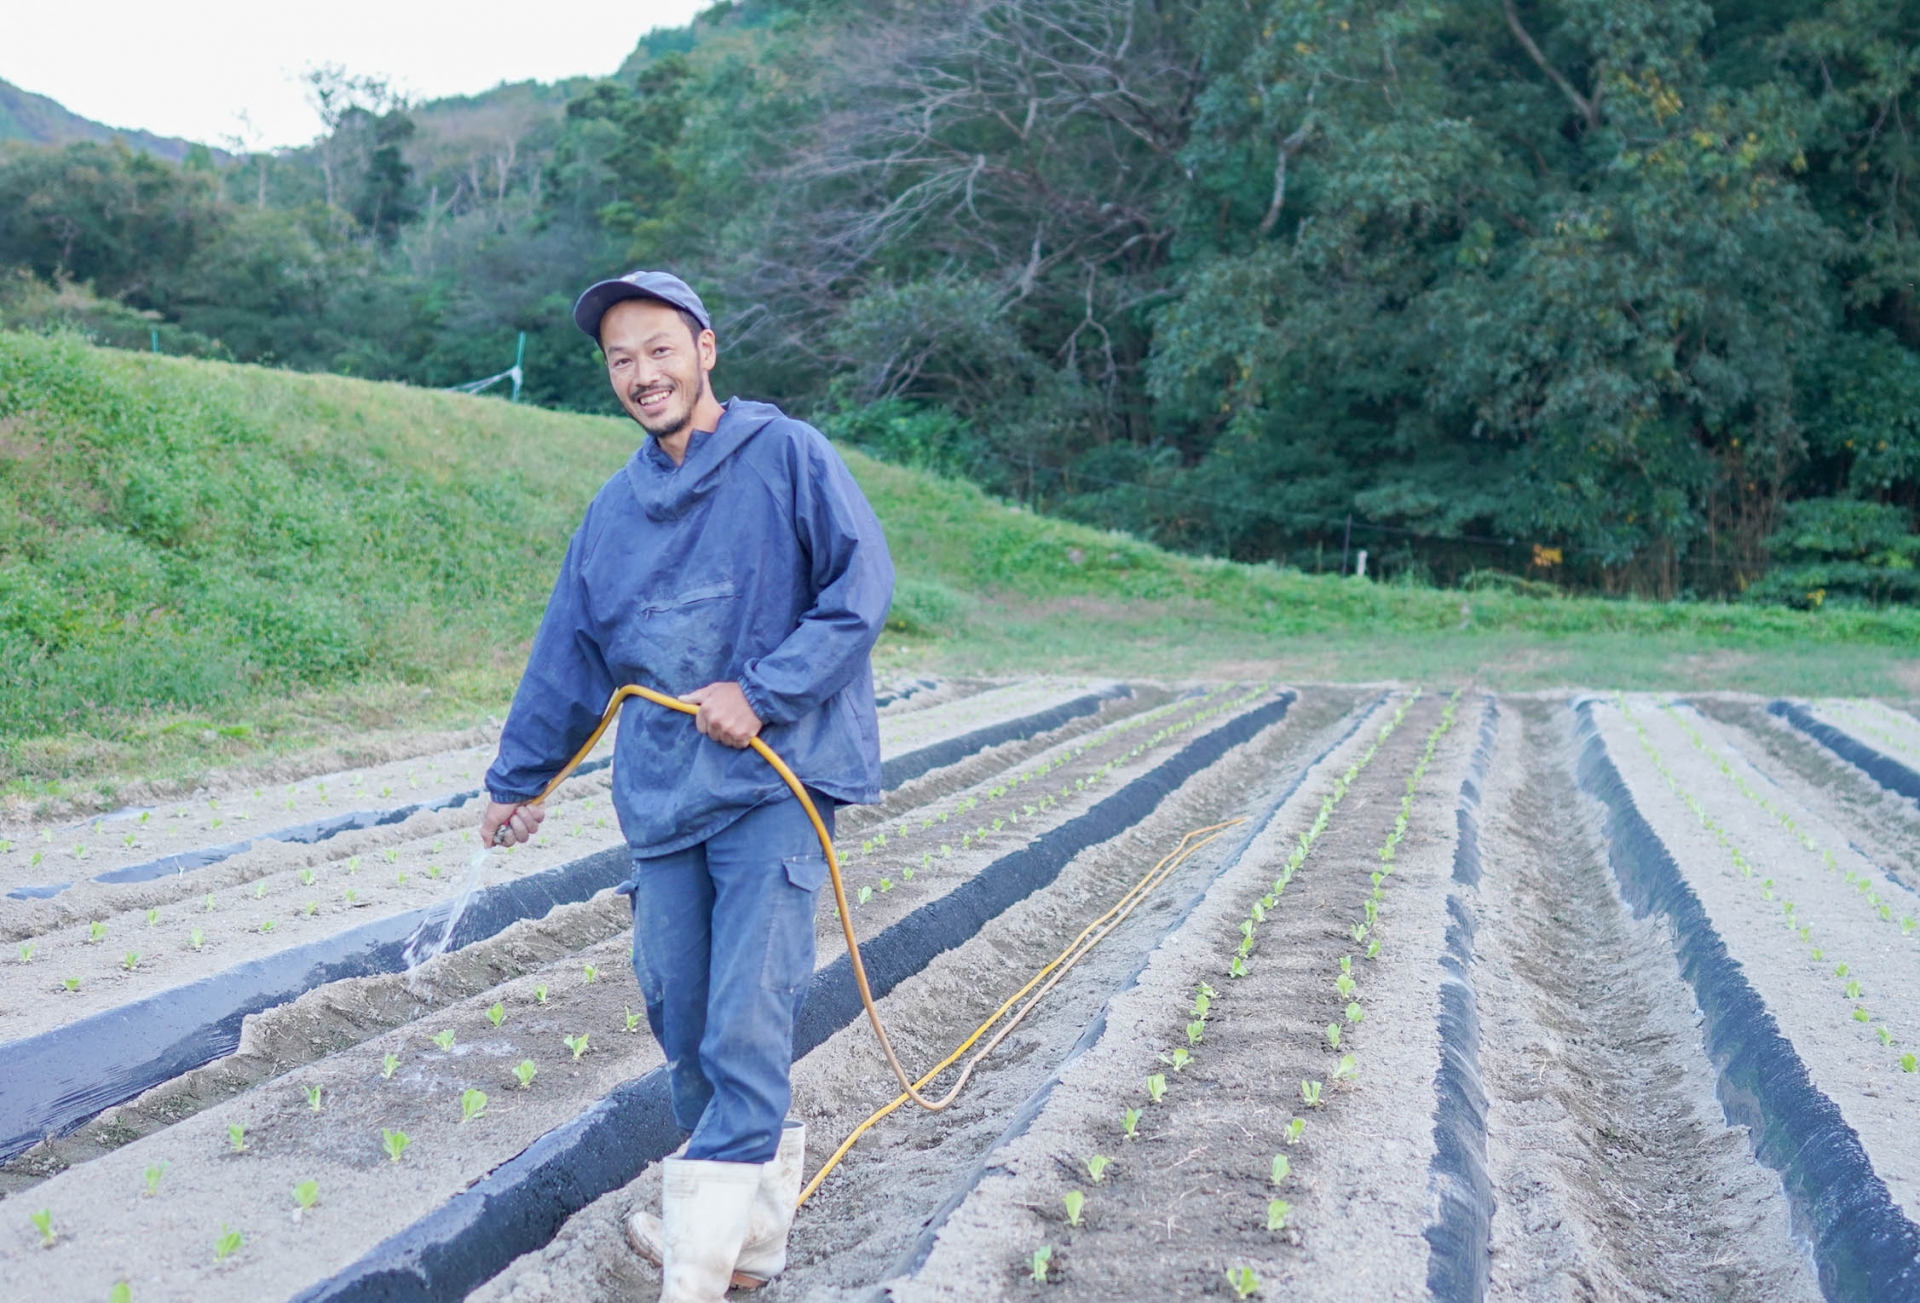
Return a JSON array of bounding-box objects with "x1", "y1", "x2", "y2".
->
[{"x1": 761, "y1": 852, "x2": 826, "y2": 997}]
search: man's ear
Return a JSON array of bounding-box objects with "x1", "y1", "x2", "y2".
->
[{"x1": 698, "y1": 328, "x2": 718, "y2": 371}]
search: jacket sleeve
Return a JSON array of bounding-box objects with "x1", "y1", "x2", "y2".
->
[
  {"x1": 737, "y1": 430, "x2": 894, "y2": 727},
  {"x1": 484, "y1": 523, "x2": 618, "y2": 803}
]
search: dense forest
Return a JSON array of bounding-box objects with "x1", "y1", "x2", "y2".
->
[{"x1": 3, "y1": 0, "x2": 1918, "y2": 605}]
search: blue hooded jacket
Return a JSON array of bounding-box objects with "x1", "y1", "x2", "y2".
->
[{"x1": 484, "y1": 399, "x2": 894, "y2": 856}]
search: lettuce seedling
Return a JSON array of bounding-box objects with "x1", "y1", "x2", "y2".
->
[
  {"x1": 1122, "y1": 1107, "x2": 1141, "y2": 1139},
  {"x1": 625, "y1": 1006, "x2": 642, "y2": 1032},
  {"x1": 432, "y1": 1029, "x2": 456, "y2": 1052},
  {"x1": 16, "y1": 943, "x2": 31, "y2": 963},
  {"x1": 382, "y1": 1129, "x2": 411, "y2": 1163},
  {"x1": 1186, "y1": 1020, "x2": 1205, "y2": 1046},
  {"x1": 1063, "y1": 1190, "x2": 1086, "y2": 1226},
  {"x1": 1285, "y1": 1118, "x2": 1305, "y2": 1145},
  {"x1": 122, "y1": 951, "x2": 138, "y2": 972},
  {"x1": 1846, "y1": 980, "x2": 1863, "y2": 999},
  {"x1": 857, "y1": 886, "x2": 873, "y2": 905},
  {"x1": 535, "y1": 984, "x2": 550, "y2": 1004},
  {"x1": 1300, "y1": 1080, "x2": 1324, "y2": 1108},
  {"x1": 1878, "y1": 1027, "x2": 1893, "y2": 1047},
  {"x1": 583, "y1": 964, "x2": 599, "y2": 983},
  {"x1": 1271, "y1": 1154, "x2": 1290, "y2": 1184},
  {"x1": 214, "y1": 1224, "x2": 243, "y2": 1261},
  {"x1": 62, "y1": 977, "x2": 79, "y2": 991},
  {"x1": 1228, "y1": 954, "x2": 1247, "y2": 979},
  {"x1": 1346, "y1": 1002, "x2": 1365, "y2": 1024},
  {"x1": 228, "y1": 1123, "x2": 247, "y2": 1153},
  {"x1": 1902, "y1": 1053, "x2": 1917, "y2": 1073},
  {"x1": 461, "y1": 1089, "x2": 489, "y2": 1123},
  {"x1": 204, "y1": 894, "x2": 215, "y2": 912},
  {"x1": 1350, "y1": 922, "x2": 1369, "y2": 944},
  {"x1": 305, "y1": 900, "x2": 318, "y2": 916},
  {"x1": 1226, "y1": 1265, "x2": 1261, "y2": 1298},
  {"x1": 515, "y1": 1059, "x2": 538, "y2": 1089},
  {"x1": 1853, "y1": 1008, "x2": 1871, "y2": 1023},
  {"x1": 88, "y1": 921, "x2": 106, "y2": 944},
  {"x1": 1192, "y1": 992, "x2": 1212, "y2": 1019},
  {"x1": 878, "y1": 878, "x2": 893, "y2": 893},
  {"x1": 1267, "y1": 1198, "x2": 1292, "y2": 1231},
  {"x1": 1366, "y1": 939, "x2": 1381, "y2": 960},
  {"x1": 145, "y1": 908, "x2": 159, "y2": 927},
  {"x1": 254, "y1": 881, "x2": 267, "y2": 899},
  {"x1": 1146, "y1": 1073, "x2": 1168, "y2": 1104},
  {"x1": 1086, "y1": 1155, "x2": 1112, "y2": 1182},
  {"x1": 145, "y1": 1161, "x2": 167, "y2": 1196},
  {"x1": 260, "y1": 919, "x2": 275, "y2": 934},
  {"x1": 565, "y1": 1033, "x2": 590, "y2": 1061},
  {"x1": 1325, "y1": 1023, "x2": 1341, "y2": 1049},
  {"x1": 293, "y1": 1180, "x2": 319, "y2": 1215},
  {"x1": 1331, "y1": 1055, "x2": 1358, "y2": 1081},
  {"x1": 381, "y1": 1053, "x2": 400, "y2": 1080},
  {"x1": 1335, "y1": 974, "x2": 1355, "y2": 999},
  {"x1": 1029, "y1": 1245, "x2": 1052, "y2": 1284},
  {"x1": 110, "y1": 1284, "x2": 130, "y2": 1303},
  {"x1": 306, "y1": 1085, "x2": 323, "y2": 1112},
  {"x1": 30, "y1": 1208, "x2": 54, "y2": 1246}
]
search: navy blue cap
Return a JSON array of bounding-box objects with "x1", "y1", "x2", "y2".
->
[{"x1": 572, "y1": 270, "x2": 712, "y2": 341}]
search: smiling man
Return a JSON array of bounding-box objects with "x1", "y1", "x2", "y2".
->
[{"x1": 478, "y1": 270, "x2": 894, "y2": 1303}]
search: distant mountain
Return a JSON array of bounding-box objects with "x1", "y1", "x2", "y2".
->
[{"x1": 0, "y1": 77, "x2": 228, "y2": 162}]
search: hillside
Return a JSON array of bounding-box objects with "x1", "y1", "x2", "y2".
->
[
  {"x1": 0, "y1": 77, "x2": 220, "y2": 162},
  {"x1": 1, "y1": 330, "x2": 1915, "y2": 803}
]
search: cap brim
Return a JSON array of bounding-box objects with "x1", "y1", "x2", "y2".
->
[{"x1": 573, "y1": 281, "x2": 669, "y2": 340}]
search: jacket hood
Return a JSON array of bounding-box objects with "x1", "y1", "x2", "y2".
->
[{"x1": 624, "y1": 398, "x2": 782, "y2": 522}]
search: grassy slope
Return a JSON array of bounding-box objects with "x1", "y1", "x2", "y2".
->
[{"x1": 1, "y1": 331, "x2": 1914, "y2": 805}]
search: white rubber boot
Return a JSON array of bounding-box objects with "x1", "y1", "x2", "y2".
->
[
  {"x1": 655, "y1": 1157, "x2": 758, "y2": 1303},
  {"x1": 732, "y1": 1123, "x2": 806, "y2": 1288}
]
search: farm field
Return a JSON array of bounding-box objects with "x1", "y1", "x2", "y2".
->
[{"x1": 1, "y1": 676, "x2": 1917, "y2": 1301}]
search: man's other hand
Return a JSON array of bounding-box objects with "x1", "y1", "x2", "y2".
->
[
  {"x1": 480, "y1": 800, "x2": 546, "y2": 848},
  {"x1": 683, "y1": 681, "x2": 764, "y2": 748}
]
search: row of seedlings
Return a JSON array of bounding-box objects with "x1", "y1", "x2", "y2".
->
[{"x1": 1616, "y1": 698, "x2": 1916, "y2": 1073}]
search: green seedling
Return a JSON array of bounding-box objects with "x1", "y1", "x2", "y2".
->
[
  {"x1": 145, "y1": 1161, "x2": 168, "y2": 1196},
  {"x1": 478, "y1": 1000, "x2": 504, "y2": 1028},
  {"x1": 1879, "y1": 1027, "x2": 1893, "y2": 1046},
  {"x1": 625, "y1": 1006, "x2": 642, "y2": 1032},
  {"x1": 383, "y1": 848, "x2": 400, "y2": 864},
  {"x1": 293, "y1": 1180, "x2": 319, "y2": 1213},
  {"x1": 1146, "y1": 1073, "x2": 1168, "y2": 1104},
  {"x1": 381, "y1": 1053, "x2": 400, "y2": 1080},
  {"x1": 1902, "y1": 1053, "x2": 1917, "y2": 1073},
  {"x1": 1835, "y1": 963, "x2": 1849, "y2": 978},
  {"x1": 214, "y1": 1224, "x2": 243, "y2": 1261},
  {"x1": 1121, "y1": 1107, "x2": 1141, "y2": 1139},
  {"x1": 146, "y1": 908, "x2": 159, "y2": 927},
  {"x1": 432, "y1": 1029, "x2": 456, "y2": 1052},
  {"x1": 565, "y1": 1033, "x2": 590, "y2": 1061},
  {"x1": 1267, "y1": 1198, "x2": 1293, "y2": 1231},
  {"x1": 253, "y1": 881, "x2": 268, "y2": 900},
  {"x1": 62, "y1": 977, "x2": 79, "y2": 991},
  {"x1": 228, "y1": 1123, "x2": 247, "y2": 1152},
  {"x1": 1029, "y1": 1244, "x2": 1053, "y2": 1284},
  {"x1": 346, "y1": 856, "x2": 360, "y2": 873},
  {"x1": 878, "y1": 878, "x2": 893, "y2": 893},
  {"x1": 1854, "y1": 1008, "x2": 1871, "y2": 1023},
  {"x1": 1335, "y1": 973, "x2": 1356, "y2": 999},
  {"x1": 1338, "y1": 955, "x2": 1351, "y2": 974},
  {"x1": 306, "y1": 1084, "x2": 323, "y2": 1112},
  {"x1": 514, "y1": 1059, "x2": 538, "y2": 1089},
  {"x1": 299, "y1": 868, "x2": 315, "y2": 887},
  {"x1": 1346, "y1": 1002, "x2": 1365, "y2": 1024},
  {"x1": 123, "y1": 951, "x2": 138, "y2": 972},
  {"x1": 1300, "y1": 1080, "x2": 1323, "y2": 1108},
  {"x1": 30, "y1": 1207, "x2": 54, "y2": 1246},
  {"x1": 535, "y1": 984, "x2": 550, "y2": 1004},
  {"x1": 1229, "y1": 954, "x2": 1247, "y2": 979},
  {"x1": 1325, "y1": 1023, "x2": 1341, "y2": 1049},
  {"x1": 89, "y1": 921, "x2": 107, "y2": 944},
  {"x1": 461, "y1": 1088, "x2": 489, "y2": 1124},
  {"x1": 428, "y1": 865, "x2": 442, "y2": 880},
  {"x1": 382, "y1": 1129, "x2": 411, "y2": 1163},
  {"x1": 1331, "y1": 1054, "x2": 1358, "y2": 1081},
  {"x1": 1167, "y1": 1048, "x2": 1192, "y2": 1071},
  {"x1": 1186, "y1": 1020, "x2": 1205, "y2": 1046},
  {"x1": 1846, "y1": 979, "x2": 1863, "y2": 999},
  {"x1": 260, "y1": 920, "x2": 275, "y2": 934},
  {"x1": 1226, "y1": 1265, "x2": 1261, "y2": 1299},
  {"x1": 16, "y1": 943, "x2": 31, "y2": 963},
  {"x1": 857, "y1": 886, "x2": 873, "y2": 905},
  {"x1": 1063, "y1": 1190, "x2": 1086, "y2": 1226},
  {"x1": 111, "y1": 1284, "x2": 131, "y2": 1303},
  {"x1": 1271, "y1": 1154, "x2": 1291, "y2": 1184},
  {"x1": 902, "y1": 866, "x2": 915, "y2": 881},
  {"x1": 583, "y1": 964, "x2": 599, "y2": 983},
  {"x1": 394, "y1": 871, "x2": 408, "y2": 887},
  {"x1": 203, "y1": 894, "x2": 216, "y2": 913},
  {"x1": 1285, "y1": 1118, "x2": 1305, "y2": 1145},
  {"x1": 304, "y1": 900, "x2": 317, "y2": 916}
]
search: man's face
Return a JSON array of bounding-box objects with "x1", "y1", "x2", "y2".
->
[{"x1": 600, "y1": 298, "x2": 716, "y2": 438}]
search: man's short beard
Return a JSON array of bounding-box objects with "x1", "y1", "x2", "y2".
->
[{"x1": 632, "y1": 371, "x2": 709, "y2": 438}]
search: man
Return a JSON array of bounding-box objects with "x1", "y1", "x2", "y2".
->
[{"x1": 479, "y1": 270, "x2": 893, "y2": 1302}]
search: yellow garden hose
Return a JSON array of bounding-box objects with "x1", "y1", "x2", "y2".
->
[{"x1": 517, "y1": 684, "x2": 1240, "y2": 1204}]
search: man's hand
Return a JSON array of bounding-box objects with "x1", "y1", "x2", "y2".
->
[
  {"x1": 683, "y1": 681, "x2": 763, "y2": 748},
  {"x1": 480, "y1": 800, "x2": 546, "y2": 848}
]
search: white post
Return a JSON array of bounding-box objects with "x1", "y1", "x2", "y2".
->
[{"x1": 1355, "y1": 549, "x2": 1368, "y2": 579}]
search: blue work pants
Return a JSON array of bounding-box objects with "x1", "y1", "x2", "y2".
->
[{"x1": 622, "y1": 792, "x2": 833, "y2": 1164}]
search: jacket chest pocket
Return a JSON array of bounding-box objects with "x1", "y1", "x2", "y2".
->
[{"x1": 620, "y1": 580, "x2": 740, "y2": 686}]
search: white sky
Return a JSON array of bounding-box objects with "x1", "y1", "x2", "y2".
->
[{"x1": 3, "y1": 1, "x2": 709, "y2": 150}]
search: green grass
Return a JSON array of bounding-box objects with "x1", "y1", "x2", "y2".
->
[{"x1": 1, "y1": 329, "x2": 1915, "y2": 806}]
